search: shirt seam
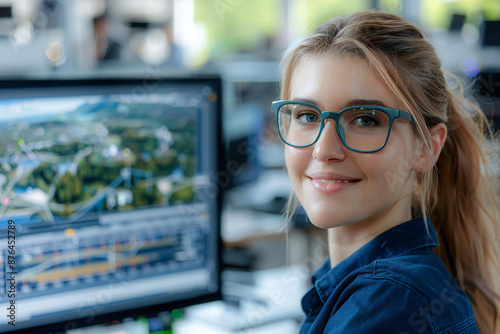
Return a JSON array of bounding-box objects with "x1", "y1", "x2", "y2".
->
[
  {"x1": 390, "y1": 241, "x2": 437, "y2": 258},
  {"x1": 371, "y1": 261, "x2": 439, "y2": 333},
  {"x1": 441, "y1": 316, "x2": 476, "y2": 334}
]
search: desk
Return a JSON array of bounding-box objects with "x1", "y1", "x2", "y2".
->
[
  {"x1": 174, "y1": 265, "x2": 309, "y2": 334},
  {"x1": 222, "y1": 209, "x2": 288, "y2": 248}
]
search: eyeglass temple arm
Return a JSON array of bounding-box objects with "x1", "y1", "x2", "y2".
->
[{"x1": 398, "y1": 110, "x2": 415, "y2": 122}]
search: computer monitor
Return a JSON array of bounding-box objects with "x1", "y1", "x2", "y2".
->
[
  {"x1": 449, "y1": 13, "x2": 466, "y2": 32},
  {"x1": 480, "y1": 20, "x2": 500, "y2": 46},
  {"x1": 0, "y1": 77, "x2": 223, "y2": 332}
]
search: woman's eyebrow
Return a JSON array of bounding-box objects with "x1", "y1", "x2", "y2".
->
[
  {"x1": 292, "y1": 97, "x2": 321, "y2": 106},
  {"x1": 291, "y1": 97, "x2": 390, "y2": 110},
  {"x1": 343, "y1": 99, "x2": 389, "y2": 108}
]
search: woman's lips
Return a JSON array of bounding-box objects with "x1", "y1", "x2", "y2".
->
[{"x1": 309, "y1": 177, "x2": 361, "y2": 194}]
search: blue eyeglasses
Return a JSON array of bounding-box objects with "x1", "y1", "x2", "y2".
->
[{"x1": 272, "y1": 100, "x2": 415, "y2": 153}]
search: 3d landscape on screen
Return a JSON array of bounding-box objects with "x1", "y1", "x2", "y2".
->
[{"x1": 0, "y1": 96, "x2": 197, "y2": 223}]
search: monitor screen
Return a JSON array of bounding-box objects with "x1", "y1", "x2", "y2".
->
[
  {"x1": 449, "y1": 13, "x2": 466, "y2": 32},
  {"x1": 0, "y1": 77, "x2": 222, "y2": 332},
  {"x1": 480, "y1": 20, "x2": 500, "y2": 46}
]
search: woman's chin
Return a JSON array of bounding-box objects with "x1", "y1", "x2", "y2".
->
[{"x1": 307, "y1": 216, "x2": 346, "y2": 229}]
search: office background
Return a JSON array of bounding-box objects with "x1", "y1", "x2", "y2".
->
[
  {"x1": 0, "y1": 0, "x2": 499, "y2": 333},
  {"x1": 1, "y1": 0, "x2": 499, "y2": 150}
]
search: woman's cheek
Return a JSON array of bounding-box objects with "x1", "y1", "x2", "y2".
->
[{"x1": 285, "y1": 147, "x2": 309, "y2": 179}]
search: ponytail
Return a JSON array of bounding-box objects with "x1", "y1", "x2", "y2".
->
[{"x1": 429, "y1": 88, "x2": 500, "y2": 333}]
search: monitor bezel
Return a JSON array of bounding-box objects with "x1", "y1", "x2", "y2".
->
[{"x1": 0, "y1": 76, "x2": 224, "y2": 333}]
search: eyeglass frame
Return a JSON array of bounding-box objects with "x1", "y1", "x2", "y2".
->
[{"x1": 272, "y1": 100, "x2": 416, "y2": 153}]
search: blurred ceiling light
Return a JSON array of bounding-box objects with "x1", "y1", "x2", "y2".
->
[
  {"x1": 138, "y1": 28, "x2": 168, "y2": 65},
  {"x1": 461, "y1": 54, "x2": 481, "y2": 77},
  {"x1": 462, "y1": 23, "x2": 479, "y2": 44},
  {"x1": 10, "y1": 20, "x2": 32, "y2": 46},
  {"x1": 45, "y1": 41, "x2": 67, "y2": 66}
]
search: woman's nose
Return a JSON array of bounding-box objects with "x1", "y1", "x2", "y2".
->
[{"x1": 312, "y1": 119, "x2": 346, "y2": 162}]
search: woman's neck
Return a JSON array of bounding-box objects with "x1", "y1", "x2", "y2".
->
[{"x1": 327, "y1": 208, "x2": 412, "y2": 268}]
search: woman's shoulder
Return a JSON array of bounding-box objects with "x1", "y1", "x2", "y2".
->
[
  {"x1": 331, "y1": 254, "x2": 478, "y2": 333},
  {"x1": 370, "y1": 251, "x2": 454, "y2": 282},
  {"x1": 349, "y1": 252, "x2": 471, "y2": 306},
  {"x1": 323, "y1": 265, "x2": 478, "y2": 334}
]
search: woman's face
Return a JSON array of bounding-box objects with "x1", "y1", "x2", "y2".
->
[{"x1": 285, "y1": 54, "x2": 419, "y2": 230}]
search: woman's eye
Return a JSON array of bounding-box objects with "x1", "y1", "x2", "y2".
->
[
  {"x1": 298, "y1": 113, "x2": 319, "y2": 123},
  {"x1": 353, "y1": 116, "x2": 378, "y2": 126}
]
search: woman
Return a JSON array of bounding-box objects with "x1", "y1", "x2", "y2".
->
[{"x1": 273, "y1": 11, "x2": 500, "y2": 333}]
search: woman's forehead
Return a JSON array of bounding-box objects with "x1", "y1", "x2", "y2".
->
[{"x1": 289, "y1": 54, "x2": 401, "y2": 111}]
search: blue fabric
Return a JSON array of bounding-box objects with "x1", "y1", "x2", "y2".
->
[{"x1": 300, "y1": 216, "x2": 479, "y2": 334}]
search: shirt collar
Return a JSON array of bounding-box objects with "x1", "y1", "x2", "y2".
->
[{"x1": 312, "y1": 215, "x2": 438, "y2": 304}]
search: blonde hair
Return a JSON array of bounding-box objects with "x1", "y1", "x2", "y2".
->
[{"x1": 280, "y1": 10, "x2": 500, "y2": 332}]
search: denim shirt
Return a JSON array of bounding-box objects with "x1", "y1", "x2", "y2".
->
[{"x1": 300, "y1": 216, "x2": 479, "y2": 334}]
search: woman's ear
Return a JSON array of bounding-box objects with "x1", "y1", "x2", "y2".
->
[{"x1": 413, "y1": 123, "x2": 447, "y2": 172}]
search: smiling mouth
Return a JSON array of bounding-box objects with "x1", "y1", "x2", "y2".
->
[
  {"x1": 315, "y1": 179, "x2": 360, "y2": 184},
  {"x1": 309, "y1": 177, "x2": 361, "y2": 194}
]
